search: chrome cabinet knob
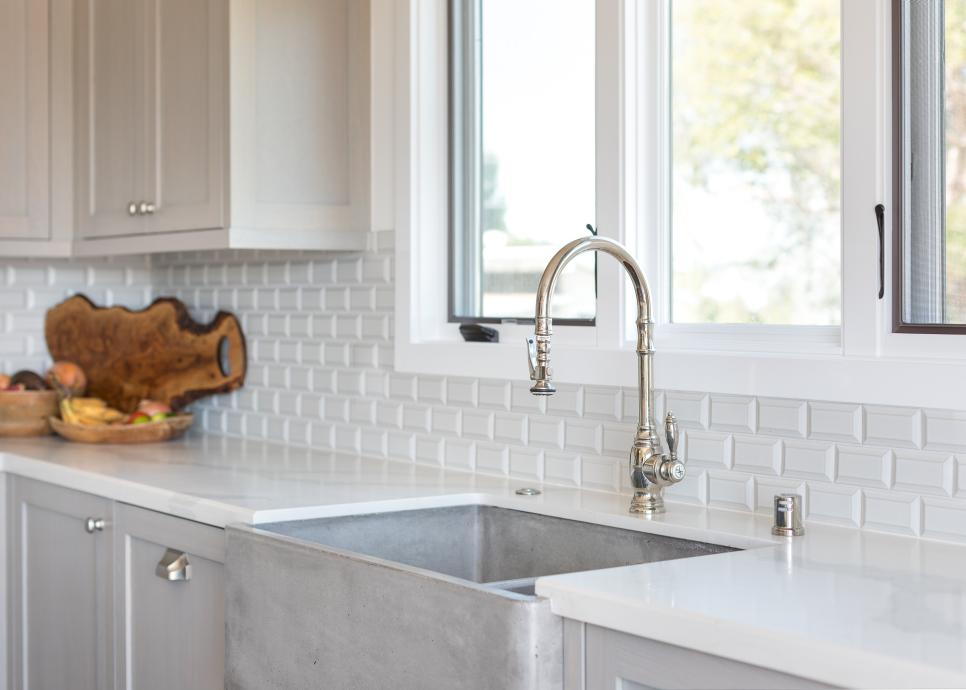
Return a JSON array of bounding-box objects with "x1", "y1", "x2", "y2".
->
[
  {"x1": 127, "y1": 202, "x2": 138, "y2": 216},
  {"x1": 138, "y1": 201, "x2": 156, "y2": 215},
  {"x1": 84, "y1": 517, "x2": 105, "y2": 533}
]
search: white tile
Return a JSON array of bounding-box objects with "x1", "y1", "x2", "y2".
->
[
  {"x1": 664, "y1": 391, "x2": 710, "y2": 429},
  {"x1": 543, "y1": 451, "x2": 580, "y2": 487},
  {"x1": 564, "y1": 419, "x2": 602, "y2": 454},
  {"x1": 893, "y1": 450, "x2": 955, "y2": 496},
  {"x1": 360, "y1": 429, "x2": 387, "y2": 457},
  {"x1": 862, "y1": 490, "x2": 919, "y2": 536},
  {"x1": 732, "y1": 435, "x2": 781, "y2": 476},
  {"x1": 581, "y1": 456, "x2": 621, "y2": 492},
  {"x1": 334, "y1": 426, "x2": 360, "y2": 453},
  {"x1": 707, "y1": 472, "x2": 753, "y2": 511},
  {"x1": 388, "y1": 373, "x2": 417, "y2": 400},
  {"x1": 924, "y1": 409, "x2": 966, "y2": 451},
  {"x1": 431, "y1": 407, "x2": 461, "y2": 435},
  {"x1": 480, "y1": 380, "x2": 512, "y2": 410},
  {"x1": 528, "y1": 418, "x2": 564, "y2": 449},
  {"x1": 782, "y1": 440, "x2": 834, "y2": 482},
  {"x1": 509, "y1": 447, "x2": 543, "y2": 482},
  {"x1": 757, "y1": 398, "x2": 807, "y2": 438},
  {"x1": 865, "y1": 405, "x2": 922, "y2": 449},
  {"x1": 602, "y1": 424, "x2": 634, "y2": 457},
  {"x1": 959, "y1": 456, "x2": 966, "y2": 497},
  {"x1": 836, "y1": 446, "x2": 891, "y2": 489},
  {"x1": 417, "y1": 376, "x2": 446, "y2": 404},
  {"x1": 808, "y1": 402, "x2": 862, "y2": 443},
  {"x1": 446, "y1": 378, "x2": 478, "y2": 407},
  {"x1": 805, "y1": 482, "x2": 861, "y2": 528},
  {"x1": 709, "y1": 395, "x2": 755, "y2": 433},
  {"x1": 664, "y1": 471, "x2": 708, "y2": 506},
  {"x1": 683, "y1": 430, "x2": 731, "y2": 469},
  {"x1": 547, "y1": 384, "x2": 582, "y2": 417},
  {"x1": 444, "y1": 439, "x2": 475, "y2": 472},
  {"x1": 387, "y1": 431, "x2": 414, "y2": 461},
  {"x1": 414, "y1": 436, "x2": 443, "y2": 466},
  {"x1": 462, "y1": 410, "x2": 494, "y2": 440},
  {"x1": 476, "y1": 444, "x2": 509, "y2": 476},
  {"x1": 493, "y1": 413, "x2": 527, "y2": 444},
  {"x1": 375, "y1": 402, "x2": 402, "y2": 429},
  {"x1": 921, "y1": 497, "x2": 966, "y2": 543},
  {"x1": 401, "y1": 405, "x2": 430, "y2": 432},
  {"x1": 583, "y1": 386, "x2": 621, "y2": 421}
]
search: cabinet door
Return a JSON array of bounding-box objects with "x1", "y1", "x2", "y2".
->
[
  {"x1": 143, "y1": 0, "x2": 227, "y2": 235},
  {"x1": 232, "y1": 0, "x2": 371, "y2": 235},
  {"x1": 75, "y1": 0, "x2": 146, "y2": 239},
  {"x1": 7, "y1": 477, "x2": 113, "y2": 690},
  {"x1": 0, "y1": 0, "x2": 49, "y2": 239},
  {"x1": 113, "y1": 503, "x2": 225, "y2": 690},
  {"x1": 583, "y1": 625, "x2": 833, "y2": 690}
]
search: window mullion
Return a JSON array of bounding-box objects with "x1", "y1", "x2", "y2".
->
[{"x1": 841, "y1": 0, "x2": 884, "y2": 357}]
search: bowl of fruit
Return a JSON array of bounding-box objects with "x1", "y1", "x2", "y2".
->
[
  {"x1": 51, "y1": 398, "x2": 193, "y2": 444},
  {"x1": 0, "y1": 362, "x2": 86, "y2": 437}
]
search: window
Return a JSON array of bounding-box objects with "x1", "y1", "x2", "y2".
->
[
  {"x1": 399, "y1": 0, "x2": 966, "y2": 408},
  {"x1": 896, "y1": 0, "x2": 966, "y2": 329},
  {"x1": 670, "y1": 0, "x2": 842, "y2": 326},
  {"x1": 449, "y1": 0, "x2": 597, "y2": 323}
]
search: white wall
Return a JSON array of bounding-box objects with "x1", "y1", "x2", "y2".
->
[
  {"x1": 151, "y1": 233, "x2": 966, "y2": 544},
  {"x1": 3, "y1": 237, "x2": 965, "y2": 542}
]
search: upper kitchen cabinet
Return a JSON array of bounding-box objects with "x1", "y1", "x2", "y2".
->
[
  {"x1": 66, "y1": 0, "x2": 387, "y2": 256},
  {"x1": 0, "y1": 0, "x2": 74, "y2": 256}
]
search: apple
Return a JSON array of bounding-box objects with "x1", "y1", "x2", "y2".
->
[{"x1": 126, "y1": 412, "x2": 151, "y2": 425}]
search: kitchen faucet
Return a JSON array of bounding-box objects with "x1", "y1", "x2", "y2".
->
[{"x1": 526, "y1": 236, "x2": 685, "y2": 514}]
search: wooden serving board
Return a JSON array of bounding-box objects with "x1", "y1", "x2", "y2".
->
[
  {"x1": 50, "y1": 414, "x2": 194, "y2": 444},
  {"x1": 45, "y1": 295, "x2": 246, "y2": 413}
]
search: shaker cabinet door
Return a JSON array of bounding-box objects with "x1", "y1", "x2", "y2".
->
[
  {"x1": 113, "y1": 503, "x2": 226, "y2": 690},
  {"x1": 0, "y1": 0, "x2": 50, "y2": 240},
  {"x1": 75, "y1": 0, "x2": 146, "y2": 240},
  {"x1": 7, "y1": 477, "x2": 114, "y2": 690},
  {"x1": 143, "y1": 0, "x2": 227, "y2": 235}
]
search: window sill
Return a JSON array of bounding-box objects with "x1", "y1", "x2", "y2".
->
[{"x1": 395, "y1": 336, "x2": 966, "y2": 410}]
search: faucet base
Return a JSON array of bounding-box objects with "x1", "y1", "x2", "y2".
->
[{"x1": 629, "y1": 491, "x2": 665, "y2": 515}]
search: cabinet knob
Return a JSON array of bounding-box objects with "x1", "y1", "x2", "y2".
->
[
  {"x1": 127, "y1": 202, "x2": 138, "y2": 216},
  {"x1": 155, "y1": 548, "x2": 191, "y2": 582},
  {"x1": 138, "y1": 201, "x2": 156, "y2": 215},
  {"x1": 84, "y1": 517, "x2": 106, "y2": 533}
]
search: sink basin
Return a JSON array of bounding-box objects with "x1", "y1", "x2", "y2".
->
[
  {"x1": 256, "y1": 504, "x2": 734, "y2": 593},
  {"x1": 225, "y1": 505, "x2": 736, "y2": 690}
]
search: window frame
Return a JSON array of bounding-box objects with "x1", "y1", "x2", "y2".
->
[
  {"x1": 395, "y1": 0, "x2": 966, "y2": 411},
  {"x1": 891, "y1": 0, "x2": 966, "y2": 334}
]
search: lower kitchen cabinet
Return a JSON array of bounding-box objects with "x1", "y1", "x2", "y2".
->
[
  {"x1": 565, "y1": 621, "x2": 835, "y2": 690},
  {"x1": 6, "y1": 478, "x2": 113, "y2": 690},
  {"x1": 6, "y1": 476, "x2": 225, "y2": 690},
  {"x1": 113, "y1": 503, "x2": 225, "y2": 689}
]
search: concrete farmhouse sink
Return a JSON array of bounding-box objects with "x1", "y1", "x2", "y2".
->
[{"x1": 225, "y1": 505, "x2": 736, "y2": 690}]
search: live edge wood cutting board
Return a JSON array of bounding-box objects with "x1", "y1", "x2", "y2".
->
[{"x1": 45, "y1": 295, "x2": 247, "y2": 413}]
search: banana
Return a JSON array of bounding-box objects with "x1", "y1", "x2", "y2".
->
[{"x1": 60, "y1": 397, "x2": 126, "y2": 426}]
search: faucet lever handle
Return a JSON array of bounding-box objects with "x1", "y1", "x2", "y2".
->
[
  {"x1": 526, "y1": 336, "x2": 538, "y2": 379},
  {"x1": 665, "y1": 412, "x2": 679, "y2": 460}
]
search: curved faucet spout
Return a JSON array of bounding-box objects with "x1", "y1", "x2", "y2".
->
[{"x1": 527, "y1": 236, "x2": 685, "y2": 515}]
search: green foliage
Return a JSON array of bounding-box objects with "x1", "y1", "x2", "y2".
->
[{"x1": 672, "y1": 0, "x2": 841, "y2": 325}]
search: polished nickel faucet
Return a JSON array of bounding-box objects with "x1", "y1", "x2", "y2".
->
[{"x1": 526, "y1": 236, "x2": 685, "y2": 515}]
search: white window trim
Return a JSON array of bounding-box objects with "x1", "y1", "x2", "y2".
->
[{"x1": 394, "y1": 0, "x2": 966, "y2": 411}]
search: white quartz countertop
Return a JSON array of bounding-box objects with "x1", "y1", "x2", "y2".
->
[{"x1": 2, "y1": 433, "x2": 965, "y2": 688}]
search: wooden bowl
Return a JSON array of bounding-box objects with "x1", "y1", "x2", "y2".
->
[
  {"x1": 49, "y1": 414, "x2": 194, "y2": 444},
  {"x1": 0, "y1": 390, "x2": 59, "y2": 437}
]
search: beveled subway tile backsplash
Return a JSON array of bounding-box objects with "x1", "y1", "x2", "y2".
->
[{"x1": 5, "y1": 232, "x2": 966, "y2": 542}]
